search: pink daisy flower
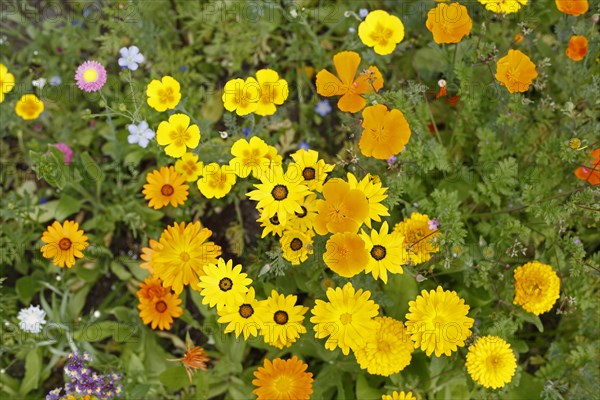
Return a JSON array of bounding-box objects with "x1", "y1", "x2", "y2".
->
[
  {"x1": 53, "y1": 143, "x2": 74, "y2": 164},
  {"x1": 74, "y1": 61, "x2": 106, "y2": 92}
]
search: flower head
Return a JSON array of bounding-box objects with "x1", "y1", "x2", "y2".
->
[
  {"x1": 169, "y1": 339, "x2": 209, "y2": 383},
  {"x1": 466, "y1": 336, "x2": 517, "y2": 389},
  {"x1": 174, "y1": 152, "x2": 203, "y2": 182},
  {"x1": 118, "y1": 45, "x2": 144, "y2": 70},
  {"x1": 347, "y1": 173, "x2": 390, "y2": 228},
  {"x1": 136, "y1": 275, "x2": 169, "y2": 302},
  {"x1": 196, "y1": 162, "x2": 237, "y2": 198},
  {"x1": 252, "y1": 356, "x2": 313, "y2": 400},
  {"x1": 426, "y1": 3, "x2": 472, "y2": 44},
  {"x1": 15, "y1": 94, "x2": 44, "y2": 120},
  {"x1": 222, "y1": 77, "x2": 260, "y2": 115},
  {"x1": 146, "y1": 76, "x2": 181, "y2": 111},
  {"x1": 197, "y1": 258, "x2": 252, "y2": 310},
  {"x1": 127, "y1": 121, "x2": 155, "y2": 148},
  {"x1": 513, "y1": 261, "x2": 560, "y2": 315},
  {"x1": 218, "y1": 287, "x2": 262, "y2": 339},
  {"x1": 139, "y1": 240, "x2": 162, "y2": 273},
  {"x1": 382, "y1": 391, "x2": 416, "y2": 400},
  {"x1": 289, "y1": 149, "x2": 335, "y2": 192},
  {"x1": 360, "y1": 104, "x2": 411, "y2": 160},
  {"x1": 0, "y1": 63, "x2": 16, "y2": 102},
  {"x1": 40, "y1": 220, "x2": 89, "y2": 268},
  {"x1": 360, "y1": 222, "x2": 405, "y2": 283},
  {"x1": 314, "y1": 99, "x2": 332, "y2": 116},
  {"x1": 230, "y1": 136, "x2": 271, "y2": 178},
  {"x1": 574, "y1": 148, "x2": 600, "y2": 185},
  {"x1": 566, "y1": 35, "x2": 588, "y2": 61},
  {"x1": 358, "y1": 10, "x2": 405, "y2": 55},
  {"x1": 138, "y1": 291, "x2": 183, "y2": 330},
  {"x1": 156, "y1": 113, "x2": 200, "y2": 158},
  {"x1": 495, "y1": 49, "x2": 538, "y2": 93},
  {"x1": 393, "y1": 212, "x2": 440, "y2": 265},
  {"x1": 53, "y1": 143, "x2": 74, "y2": 164},
  {"x1": 18, "y1": 305, "x2": 47, "y2": 334},
  {"x1": 254, "y1": 69, "x2": 289, "y2": 116},
  {"x1": 280, "y1": 229, "x2": 314, "y2": 265},
  {"x1": 257, "y1": 211, "x2": 285, "y2": 238},
  {"x1": 555, "y1": 0, "x2": 588, "y2": 16},
  {"x1": 259, "y1": 290, "x2": 308, "y2": 349},
  {"x1": 324, "y1": 232, "x2": 369, "y2": 278},
  {"x1": 314, "y1": 178, "x2": 370, "y2": 235},
  {"x1": 286, "y1": 193, "x2": 318, "y2": 232},
  {"x1": 478, "y1": 0, "x2": 528, "y2": 13},
  {"x1": 142, "y1": 166, "x2": 189, "y2": 209},
  {"x1": 74, "y1": 61, "x2": 106, "y2": 92}
]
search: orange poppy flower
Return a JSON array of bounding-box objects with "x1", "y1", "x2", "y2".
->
[
  {"x1": 574, "y1": 148, "x2": 600, "y2": 186},
  {"x1": 566, "y1": 35, "x2": 588, "y2": 61},
  {"x1": 426, "y1": 3, "x2": 472, "y2": 44},
  {"x1": 555, "y1": 0, "x2": 588, "y2": 16},
  {"x1": 316, "y1": 51, "x2": 383, "y2": 113},
  {"x1": 359, "y1": 104, "x2": 411, "y2": 160},
  {"x1": 495, "y1": 49, "x2": 538, "y2": 93}
]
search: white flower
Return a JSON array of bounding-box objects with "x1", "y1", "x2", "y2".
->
[
  {"x1": 118, "y1": 46, "x2": 145, "y2": 71},
  {"x1": 32, "y1": 78, "x2": 47, "y2": 89},
  {"x1": 18, "y1": 305, "x2": 46, "y2": 334},
  {"x1": 127, "y1": 121, "x2": 155, "y2": 148}
]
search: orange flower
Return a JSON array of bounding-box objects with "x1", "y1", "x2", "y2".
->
[
  {"x1": 137, "y1": 275, "x2": 169, "y2": 301},
  {"x1": 359, "y1": 104, "x2": 411, "y2": 160},
  {"x1": 323, "y1": 232, "x2": 369, "y2": 278},
  {"x1": 566, "y1": 35, "x2": 588, "y2": 61},
  {"x1": 140, "y1": 239, "x2": 162, "y2": 273},
  {"x1": 426, "y1": 3, "x2": 472, "y2": 44},
  {"x1": 495, "y1": 49, "x2": 538, "y2": 93},
  {"x1": 314, "y1": 178, "x2": 370, "y2": 235},
  {"x1": 555, "y1": 0, "x2": 588, "y2": 16},
  {"x1": 168, "y1": 339, "x2": 209, "y2": 383},
  {"x1": 574, "y1": 148, "x2": 600, "y2": 186},
  {"x1": 315, "y1": 51, "x2": 383, "y2": 113}
]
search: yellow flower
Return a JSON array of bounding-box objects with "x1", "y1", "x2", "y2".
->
[
  {"x1": 174, "y1": 152, "x2": 203, "y2": 182},
  {"x1": 152, "y1": 221, "x2": 222, "y2": 294},
  {"x1": 466, "y1": 336, "x2": 517, "y2": 389},
  {"x1": 140, "y1": 239, "x2": 162, "y2": 273},
  {"x1": 495, "y1": 49, "x2": 538, "y2": 94},
  {"x1": 40, "y1": 220, "x2": 89, "y2": 268},
  {"x1": 358, "y1": 10, "x2": 405, "y2": 55},
  {"x1": 217, "y1": 287, "x2": 262, "y2": 339},
  {"x1": 230, "y1": 136, "x2": 270, "y2": 178},
  {"x1": 257, "y1": 211, "x2": 285, "y2": 238},
  {"x1": 146, "y1": 76, "x2": 181, "y2": 111},
  {"x1": 280, "y1": 229, "x2": 314, "y2": 265},
  {"x1": 426, "y1": 3, "x2": 472, "y2": 44},
  {"x1": 138, "y1": 291, "x2": 182, "y2": 331},
  {"x1": 405, "y1": 286, "x2": 474, "y2": 357},
  {"x1": 513, "y1": 261, "x2": 560, "y2": 315},
  {"x1": 222, "y1": 77, "x2": 259, "y2": 116},
  {"x1": 197, "y1": 163, "x2": 237, "y2": 199},
  {"x1": 289, "y1": 149, "x2": 335, "y2": 192},
  {"x1": 324, "y1": 232, "x2": 369, "y2": 278},
  {"x1": 479, "y1": 0, "x2": 528, "y2": 13},
  {"x1": 259, "y1": 290, "x2": 308, "y2": 349},
  {"x1": 15, "y1": 94, "x2": 44, "y2": 120},
  {"x1": 310, "y1": 282, "x2": 379, "y2": 355},
  {"x1": 314, "y1": 178, "x2": 370, "y2": 235},
  {"x1": 197, "y1": 258, "x2": 252, "y2": 310},
  {"x1": 353, "y1": 317, "x2": 413, "y2": 376},
  {"x1": 360, "y1": 104, "x2": 411, "y2": 160},
  {"x1": 286, "y1": 193, "x2": 318, "y2": 232},
  {"x1": 156, "y1": 114, "x2": 201, "y2": 158},
  {"x1": 142, "y1": 166, "x2": 189, "y2": 209},
  {"x1": 254, "y1": 69, "x2": 289, "y2": 116},
  {"x1": 347, "y1": 173, "x2": 390, "y2": 228},
  {"x1": 252, "y1": 356, "x2": 313, "y2": 400},
  {"x1": 0, "y1": 64, "x2": 16, "y2": 103},
  {"x1": 265, "y1": 144, "x2": 283, "y2": 167},
  {"x1": 360, "y1": 222, "x2": 404, "y2": 283},
  {"x1": 393, "y1": 212, "x2": 440, "y2": 265},
  {"x1": 382, "y1": 391, "x2": 416, "y2": 400}
]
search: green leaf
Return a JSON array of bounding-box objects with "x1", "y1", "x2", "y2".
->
[
  {"x1": 383, "y1": 273, "x2": 418, "y2": 319},
  {"x1": 159, "y1": 365, "x2": 190, "y2": 390},
  {"x1": 73, "y1": 321, "x2": 117, "y2": 342},
  {"x1": 516, "y1": 309, "x2": 544, "y2": 332},
  {"x1": 67, "y1": 285, "x2": 91, "y2": 319},
  {"x1": 15, "y1": 276, "x2": 36, "y2": 304},
  {"x1": 111, "y1": 261, "x2": 132, "y2": 281},
  {"x1": 355, "y1": 374, "x2": 381, "y2": 400},
  {"x1": 19, "y1": 348, "x2": 41, "y2": 395},
  {"x1": 55, "y1": 194, "x2": 83, "y2": 220}
]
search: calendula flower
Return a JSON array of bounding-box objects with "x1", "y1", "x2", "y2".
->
[
  {"x1": 347, "y1": 173, "x2": 390, "y2": 228},
  {"x1": 286, "y1": 193, "x2": 318, "y2": 232},
  {"x1": 310, "y1": 282, "x2": 379, "y2": 355},
  {"x1": 222, "y1": 77, "x2": 260, "y2": 115},
  {"x1": 393, "y1": 212, "x2": 440, "y2": 265},
  {"x1": 74, "y1": 60, "x2": 106, "y2": 92},
  {"x1": 254, "y1": 69, "x2": 289, "y2": 116},
  {"x1": 324, "y1": 232, "x2": 369, "y2": 278},
  {"x1": 218, "y1": 287, "x2": 262, "y2": 339},
  {"x1": 127, "y1": 121, "x2": 155, "y2": 148},
  {"x1": 314, "y1": 178, "x2": 370, "y2": 235},
  {"x1": 257, "y1": 211, "x2": 285, "y2": 238},
  {"x1": 230, "y1": 136, "x2": 271, "y2": 178},
  {"x1": 566, "y1": 35, "x2": 588, "y2": 61},
  {"x1": 156, "y1": 113, "x2": 201, "y2": 158},
  {"x1": 466, "y1": 336, "x2": 517, "y2": 389},
  {"x1": 197, "y1": 258, "x2": 252, "y2": 310},
  {"x1": 555, "y1": 0, "x2": 588, "y2": 16},
  {"x1": 252, "y1": 356, "x2": 313, "y2": 400},
  {"x1": 426, "y1": 3, "x2": 472, "y2": 44},
  {"x1": 513, "y1": 261, "x2": 561, "y2": 315},
  {"x1": 316, "y1": 51, "x2": 383, "y2": 113},
  {"x1": 360, "y1": 222, "x2": 405, "y2": 283},
  {"x1": 495, "y1": 49, "x2": 538, "y2": 93},
  {"x1": 136, "y1": 275, "x2": 169, "y2": 302},
  {"x1": 142, "y1": 166, "x2": 189, "y2": 209},
  {"x1": 146, "y1": 76, "x2": 181, "y2": 111},
  {"x1": 118, "y1": 45, "x2": 144, "y2": 70},
  {"x1": 168, "y1": 339, "x2": 209, "y2": 384},
  {"x1": 140, "y1": 239, "x2": 162, "y2": 273},
  {"x1": 259, "y1": 290, "x2": 308, "y2": 349},
  {"x1": 574, "y1": 148, "x2": 600, "y2": 185},
  {"x1": 280, "y1": 229, "x2": 314, "y2": 265},
  {"x1": 360, "y1": 104, "x2": 411, "y2": 160},
  {"x1": 18, "y1": 305, "x2": 47, "y2": 334},
  {"x1": 289, "y1": 149, "x2": 335, "y2": 192},
  {"x1": 405, "y1": 286, "x2": 474, "y2": 357},
  {"x1": 382, "y1": 391, "x2": 416, "y2": 400},
  {"x1": 0, "y1": 63, "x2": 15, "y2": 102},
  {"x1": 353, "y1": 317, "x2": 413, "y2": 376},
  {"x1": 152, "y1": 221, "x2": 222, "y2": 294},
  {"x1": 40, "y1": 220, "x2": 89, "y2": 268},
  {"x1": 478, "y1": 0, "x2": 528, "y2": 13},
  {"x1": 175, "y1": 152, "x2": 203, "y2": 182},
  {"x1": 197, "y1": 163, "x2": 237, "y2": 199},
  {"x1": 15, "y1": 94, "x2": 44, "y2": 120},
  {"x1": 358, "y1": 10, "x2": 405, "y2": 55},
  {"x1": 138, "y1": 291, "x2": 183, "y2": 330}
]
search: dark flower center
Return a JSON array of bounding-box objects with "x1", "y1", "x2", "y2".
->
[
  {"x1": 155, "y1": 301, "x2": 167, "y2": 313},
  {"x1": 269, "y1": 214, "x2": 280, "y2": 225},
  {"x1": 370, "y1": 245, "x2": 387, "y2": 261},
  {"x1": 59, "y1": 238, "x2": 72, "y2": 251},
  {"x1": 271, "y1": 185, "x2": 288, "y2": 200},
  {"x1": 274, "y1": 310, "x2": 288, "y2": 325},
  {"x1": 295, "y1": 206, "x2": 308, "y2": 218},
  {"x1": 239, "y1": 304, "x2": 254, "y2": 318},
  {"x1": 302, "y1": 167, "x2": 316, "y2": 180},
  {"x1": 161, "y1": 184, "x2": 175, "y2": 196},
  {"x1": 219, "y1": 278, "x2": 233, "y2": 291},
  {"x1": 290, "y1": 238, "x2": 303, "y2": 251}
]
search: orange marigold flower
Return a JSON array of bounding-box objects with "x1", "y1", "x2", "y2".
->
[
  {"x1": 566, "y1": 35, "x2": 588, "y2": 61},
  {"x1": 555, "y1": 0, "x2": 588, "y2": 16},
  {"x1": 142, "y1": 166, "x2": 189, "y2": 209},
  {"x1": 252, "y1": 356, "x2": 313, "y2": 400},
  {"x1": 168, "y1": 339, "x2": 209, "y2": 383},
  {"x1": 316, "y1": 51, "x2": 383, "y2": 113},
  {"x1": 137, "y1": 275, "x2": 169, "y2": 302},
  {"x1": 314, "y1": 178, "x2": 370, "y2": 235},
  {"x1": 574, "y1": 148, "x2": 600, "y2": 186},
  {"x1": 495, "y1": 49, "x2": 538, "y2": 93},
  {"x1": 426, "y1": 2, "x2": 472, "y2": 44},
  {"x1": 137, "y1": 291, "x2": 183, "y2": 331},
  {"x1": 360, "y1": 104, "x2": 411, "y2": 160}
]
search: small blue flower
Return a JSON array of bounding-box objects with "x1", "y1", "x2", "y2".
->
[
  {"x1": 39, "y1": 197, "x2": 48, "y2": 204},
  {"x1": 359, "y1": 9, "x2": 369, "y2": 18},
  {"x1": 179, "y1": 65, "x2": 188, "y2": 72},
  {"x1": 49, "y1": 76, "x2": 62, "y2": 86},
  {"x1": 242, "y1": 127, "x2": 251, "y2": 137},
  {"x1": 299, "y1": 141, "x2": 310, "y2": 150},
  {"x1": 314, "y1": 100, "x2": 332, "y2": 117},
  {"x1": 387, "y1": 155, "x2": 397, "y2": 165},
  {"x1": 428, "y1": 219, "x2": 439, "y2": 231},
  {"x1": 127, "y1": 121, "x2": 155, "y2": 148},
  {"x1": 348, "y1": 27, "x2": 356, "y2": 33},
  {"x1": 118, "y1": 46, "x2": 145, "y2": 71}
]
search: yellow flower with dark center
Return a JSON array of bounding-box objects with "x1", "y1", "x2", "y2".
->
[
  {"x1": 393, "y1": 212, "x2": 440, "y2": 264},
  {"x1": 146, "y1": 75, "x2": 181, "y2": 111},
  {"x1": 138, "y1": 291, "x2": 182, "y2": 331},
  {"x1": 222, "y1": 77, "x2": 260, "y2": 115},
  {"x1": 230, "y1": 136, "x2": 270, "y2": 178},
  {"x1": 513, "y1": 261, "x2": 560, "y2": 315},
  {"x1": 466, "y1": 336, "x2": 517, "y2": 389},
  {"x1": 360, "y1": 104, "x2": 411, "y2": 160},
  {"x1": 257, "y1": 211, "x2": 286, "y2": 238},
  {"x1": 347, "y1": 173, "x2": 390, "y2": 228},
  {"x1": 259, "y1": 290, "x2": 308, "y2": 349},
  {"x1": 289, "y1": 149, "x2": 334, "y2": 192},
  {"x1": 0, "y1": 64, "x2": 15, "y2": 103},
  {"x1": 140, "y1": 239, "x2": 162, "y2": 273},
  {"x1": 314, "y1": 178, "x2": 370, "y2": 235},
  {"x1": 197, "y1": 258, "x2": 252, "y2": 310},
  {"x1": 280, "y1": 229, "x2": 314, "y2": 265},
  {"x1": 381, "y1": 391, "x2": 416, "y2": 400},
  {"x1": 479, "y1": 0, "x2": 528, "y2": 13},
  {"x1": 254, "y1": 69, "x2": 289, "y2": 116},
  {"x1": 324, "y1": 232, "x2": 369, "y2": 278},
  {"x1": 495, "y1": 49, "x2": 538, "y2": 94},
  {"x1": 405, "y1": 286, "x2": 474, "y2": 357},
  {"x1": 197, "y1": 162, "x2": 237, "y2": 199},
  {"x1": 358, "y1": 10, "x2": 405, "y2": 55},
  {"x1": 218, "y1": 287, "x2": 262, "y2": 339},
  {"x1": 142, "y1": 166, "x2": 189, "y2": 209},
  {"x1": 156, "y1": 114, "x2": 201, "y2": 158},
  {"x1": 286, "y1": 193, "x2": 318, "y2": 232},
  {"x1": 360, "y1": 221, "x2": 404, "y2": 283},
  {"x1": 174, "y1": 152, "x2": 203, "y2": 182},
  {"x1": 15, "y1": 94, "x2": 44, "y2": 120},
  {"x1": 310, "y1": 282, "x2": 379, "y2": 355},
  {"x1": 252, "y1": 356, "x2": 313, "y2": 400},
  {"x1": 40, "y1": 220, "x2": 89, "y2": 268}
]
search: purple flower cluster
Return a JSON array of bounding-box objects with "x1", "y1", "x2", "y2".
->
[{"x1": 46, "y1": 351, "x2": 123, "y2": 400}]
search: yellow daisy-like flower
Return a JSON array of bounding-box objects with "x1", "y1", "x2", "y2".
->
[
  {"x1": 252, "y1": 356, "x2": 313, "y2": 400},
  {"x1": 146, "y1": 75, "x2": 181, "y2": 112},
  {"x1": 265, "y1": 144, "x2": 283, "y2": 167},
  {"x1": 142, "y1": 166, "x2": 189, "y2": 210},
  {"x1": 393, "y1": 212, "x2": 440, "y2": 265},
  {"x1": 257, "y1": 211, "x2": 286, "y2": 238},
  {"x1": 197, "y1": 162, "x2": 237, "y2": 199},
  {"x1": 289, "y1": 149, "x2": 335, "y2": 192},
  {"x1": 229, "y1": 136, "x2": 270, "y2": 178},
  {"x1": 197, "y1": 258, "x2": 253, "y2": 310},
  {"x1": 513, "y1": 261, "x2": 560, "y2": 315},
  {"x1": 254, "y1": 69, "x2": 289, "y2": 116},
  {"x1": 217, "y1": 287, "x2": 262, "y2": 339},
  {"x1": 174, "y1": 152, "x2": 203, "y2": 182},
  {"x1": 15, "y1": 94, "x2": 44, "y2": 120},
  {"x1": 156, "y1": 113, "x2": 201, "y2": 158},
  {"x1": 40, "y1": 220, "x2": 89, "y2": 268},
  {"x1": 466, "y1": 336, "x2": 517, "y2": 389},
  {"x1": 382, "y1": 391, "x2": 416, "y2": 400},
  {"x1": 152, "y1": 221, "x2": 222, "y2": 294},
  {"x1": 347, "y1": 173, "x2": 390, "y2": 228},
  {"x1": 222, "y1": 77, "x2": 260, "y2": 116},
  {"x1": 405, "y1": 286, "x2": 474, "y2": 357},
  {"x1": 479, "y1": 0, "x2": 528, "y2": 14},
  {"x1": 280, "y1": 229, "x2": 314, "y2": 265},
  {"x1": 310, "y1": 282, "x2": 379, "y2": 355},
  {"x1": 359, "y1": 221, "x2": 404, "y2": 283},
  {"x1": 353, "y1": 316, "x2": 413, "y2": 376},
  {"x1": 0, "y1": 63, "x2": 16, "y2": 103},
  {"x1": 324, "y1": 232, "x2": 369, "y2": 278},
  {"x1": 247, "y1": 165, "x2": 310, "y2": 223},
  {"x1": 140, "y1": 239, "x2": 162, "y2": 273},
  {"x1": 286, "y1": 193, "x2": 318, "y2": 232},
  {"x1": 259, "y1": 290, "x2": 308, "y2": 349},
  {"x1": 138, "y1": 291, "x2": 183, "y2": 331},
  {"x1": 314, "y1": 178, "x2": 370, "y2": 235},
  {"x1": 358, "y1": 10, "x2": 405, "y2": 56}
]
